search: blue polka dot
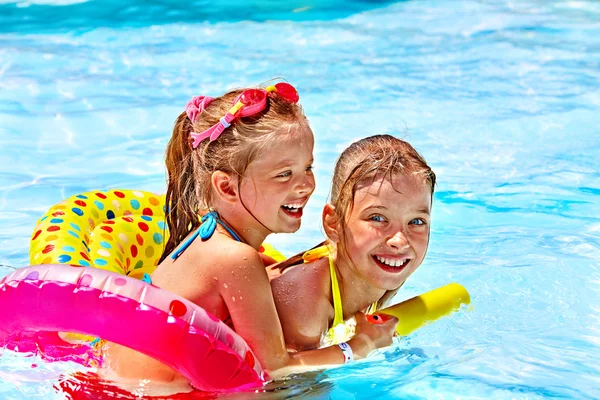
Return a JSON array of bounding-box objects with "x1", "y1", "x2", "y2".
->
[
  {"x1": 106, "y1": 210, "x2": 115, "y2": 219},
  {"x1": 76, "y1": 194, "x2": 88, "y2": 199},
  {"x1": 100, "y1": 241, "x2": 112, "y2": 249},
  {"x1": 62, "y1": 245, "x2": 75, "y2": 252},
  {"x1": 72, "y1": 207, "x2": 84, "y2": 216},
  {"x1": 130, "y1": 199, "x2": 140, "y2": 210},
  {"x1": 94, "y1": 259, "x2": 108, "y2": 266},
  {"x1": 40, "y1": 216, "x2": 48, "y2": 221},
  {"x1": 157, "y1": 221, "x2": 166, "y2": 230},
  {"x1": 68, "y1": 230, "x2": 80, "y2": 239},
  {"x1": 94, "y1": 200, "x2": 105, "y2": 210},
  {"x1": 78, "y1": 260, "x2": 90, "y2": 267},
  {"x1": 57, "y1": 254, "x2": 72, "y2": 263},
  {"x1": 141, "y1": 215, "x2": 152, "y2": 221},
  {"x1": 153, "y1": 233, "x2": 164, "y2": 245},
  {"x1": 70, "y1": 222, "x2": 81, "y2": 231},
  {"x1": 50, "y1": 218, "x2": 64, "y2": 224}
]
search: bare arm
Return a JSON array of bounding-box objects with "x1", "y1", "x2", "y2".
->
[{"x1": 219, "y1": 245, "x2": 397, "y2": 379}]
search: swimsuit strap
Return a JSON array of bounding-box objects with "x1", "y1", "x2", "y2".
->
[
  {"x1": 328, "y1": 253, "x2": 345, "y2": 328},
  {"x1": 171, "y1": 211, "x2": 243, "y2": 260}
]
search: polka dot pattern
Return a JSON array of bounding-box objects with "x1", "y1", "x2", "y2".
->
[{"x1": 30, "y1": 190, "x2": 168, "y2": 280}]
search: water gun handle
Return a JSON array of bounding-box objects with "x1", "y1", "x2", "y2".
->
[{"x1": 367, "y1": 282, "x2": 470, "y2": 336}]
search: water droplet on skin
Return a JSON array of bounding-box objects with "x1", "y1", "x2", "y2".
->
[
  {"x1": 242, "y1": 256, "x2": 248, "y2": 260},
  {"x1": 223, "y1": 283, "x2": 228, "y2": 288},
  {"x1": 232, "y1": 296, "x2": 236, "y2": 302}
]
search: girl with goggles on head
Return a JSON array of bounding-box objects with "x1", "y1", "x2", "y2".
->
[{"x1": 102, "y1": 82, "x2": 398, "y2": 390}]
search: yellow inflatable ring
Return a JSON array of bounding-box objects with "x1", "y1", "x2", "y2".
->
[
  {"x1": 30, "y1": 189, "x2": 286, "y2": 279},
  {"x1": 30, "y1": 189, "x2": 166, "y2": 279}
]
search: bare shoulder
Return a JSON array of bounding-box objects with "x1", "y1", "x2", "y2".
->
[{"x1": 272, "y1": 257, "x2": 332, "y2": 349}]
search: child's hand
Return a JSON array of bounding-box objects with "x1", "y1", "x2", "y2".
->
[{"x1": 348, "y1": 311, "x2": 398, "y2": 359}]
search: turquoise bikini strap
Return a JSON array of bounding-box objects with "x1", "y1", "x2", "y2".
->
[{"x1": 171, "y1": 212, "x2": 242, "y2": 260}]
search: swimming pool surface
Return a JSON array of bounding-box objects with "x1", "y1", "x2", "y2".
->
[{"x1": 1, "y1": 0, "x2": 599, "y2": 398}]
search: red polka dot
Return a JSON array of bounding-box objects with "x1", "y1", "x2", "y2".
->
[
  {"x1": 136, "y1": 233, "x2": 144, "y2": 246},
  {"x1": 104, "y1": 220, "x2": 115, "y2": 225},
  {"x1": 142, "y1": 208, "x2": 153, "y2": 216},
  {"x1": 32, "y1": 230, "x2": 42, "y2": 241},
  {"x1": 130, "y1": 245, "x2": 138, "y2": 258},
  {"x1": 114, "y1": 191, "x2": 125, "y2": 198},
  {"x1": 244, "y1": 351, "x2": 255, "y2": 368},
  {"x1": 42, "y1": 244, "x2": 55, "y2": 254},
  {"x1": 80, "y1": 252, "x2": 90, "y2": 261},
  {"x1": 138, "y1": 222, "x2": 149, "y2": 232},
  {"x1": 47, "y1": 226, "x2": 60, "y2": 232},
  {"x1": 95, "y1": 192, "x2": 107, "y2": 199},
  {"x1": 123, "y1": 217, "x2": 134, "y2": 223},
  {"x1": 259, "y1": 245, "x2": 265, "y2": 253},
  {"x1": 169, "y1": 300, "x2": 187, "y2": 317},
  {"x1": 74, "y1": 200, "x2": 87, "y2": 207},
  {"x1": 126, "y1": 258, "x2": 131, "y2": 269},
  {"x1": 52, "y1": 211, "x2": 65, "y2": 217},
  {"x1": 100, "y1": 226, "x2": 113, "y2": 233}
]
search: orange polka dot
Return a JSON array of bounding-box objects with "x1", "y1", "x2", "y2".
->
[
  {"x1": 101, "y1": 233, "x2": 114, "y2": 241},
  {"x1": 45, "y1": 234, "x2": 58, "y2": 242},
  {"x1": 149, "y1": 197, "x2": 160, "y2": 206},
  {"x1": 41, "y1": 256, "x2": 52, "y2": 264},
  {"x1": 136, "y1": 233, "x2": 144, "y2": 246}
]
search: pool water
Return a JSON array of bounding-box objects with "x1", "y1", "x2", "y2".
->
[{"x1": 1, "y1": 0, "x2": 599, "y2": 398}]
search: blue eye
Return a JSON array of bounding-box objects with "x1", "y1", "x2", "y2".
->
[
  {"x1": 369, "y1": 215, "x2": 386, "y2": 223},
  {"x1": 410, "y1": 218, "x2": 426, "y2": 225},
  {"x1": 305, "y1": 165, "x2": 314, "y2": 172},
  {"x1": 276, "y1": 171, "x2": 292, "y2": 178}
]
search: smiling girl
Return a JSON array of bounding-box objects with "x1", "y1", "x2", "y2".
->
[
  {"x1": 269, "y1": 134, "x2": 436, "y2": 350},
  {"x1": 102, "y1": 84, "x2": 398, "y2": 387}
]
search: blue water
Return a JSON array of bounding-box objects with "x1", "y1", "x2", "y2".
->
[{"x1": 1, "y1": 0, "x2": 599, "y2": 398}]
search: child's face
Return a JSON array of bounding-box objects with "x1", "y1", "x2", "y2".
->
[
  {"x1": 239, "y1": 126, "x2": 315, "y2": 234},
  {"x1": 341, "y1": 173, "x2": 431, "y2": 291}
]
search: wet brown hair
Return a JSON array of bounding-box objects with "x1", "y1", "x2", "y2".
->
[
  {"x1": 160, "y1": 87, "x2": 310, "y2": 262},
  {"x1": 272, "y1": 134, "x2": 435, "y2": 309}
]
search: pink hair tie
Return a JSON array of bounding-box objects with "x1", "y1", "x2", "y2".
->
[{"x1": 185, "y1": 95, "x2": 215, "y2": 123}]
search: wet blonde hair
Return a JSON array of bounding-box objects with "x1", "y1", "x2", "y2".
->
[{"x1": 160, "y1": 87, "x2": 310, "y2": 262}]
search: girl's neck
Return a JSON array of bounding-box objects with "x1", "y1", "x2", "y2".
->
[
  {"x1": 214, "y1": 207, "x2": 269, "y2": 250},
  {"x1": 332, "y1": 252, "x2": 386, "y2": 319}
]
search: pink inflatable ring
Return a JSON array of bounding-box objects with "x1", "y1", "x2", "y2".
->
[{"x1": 0, "y1": 264, "x2": 265, "y2": 391}]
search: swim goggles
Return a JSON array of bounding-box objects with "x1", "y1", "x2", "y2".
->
[{"x1": 190, "y1": 82, "x2": 299, "y2": 149}]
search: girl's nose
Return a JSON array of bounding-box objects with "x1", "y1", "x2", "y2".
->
[
  {"x1": 387, "y1": 230, "x2": 410, "y2": 250},
  {"x1": 296, "y1": 173, "x2": 315, "y2": 195}
]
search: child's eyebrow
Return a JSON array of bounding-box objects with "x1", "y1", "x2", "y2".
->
[{"x1": 416, "y1": 207, "x2": 431, "y2": 215}]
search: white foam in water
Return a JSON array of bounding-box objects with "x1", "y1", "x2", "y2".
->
[{"x1": 1, "y1": 0, "x2": 599, "y2": 398}]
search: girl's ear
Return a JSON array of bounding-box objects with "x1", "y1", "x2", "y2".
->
[
  {"x1": 211, "y1": 171, "x2": 238, "y2": 204},
  {"x1": 322, "y1": 203, "x2": 340, "y2": 242}
]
